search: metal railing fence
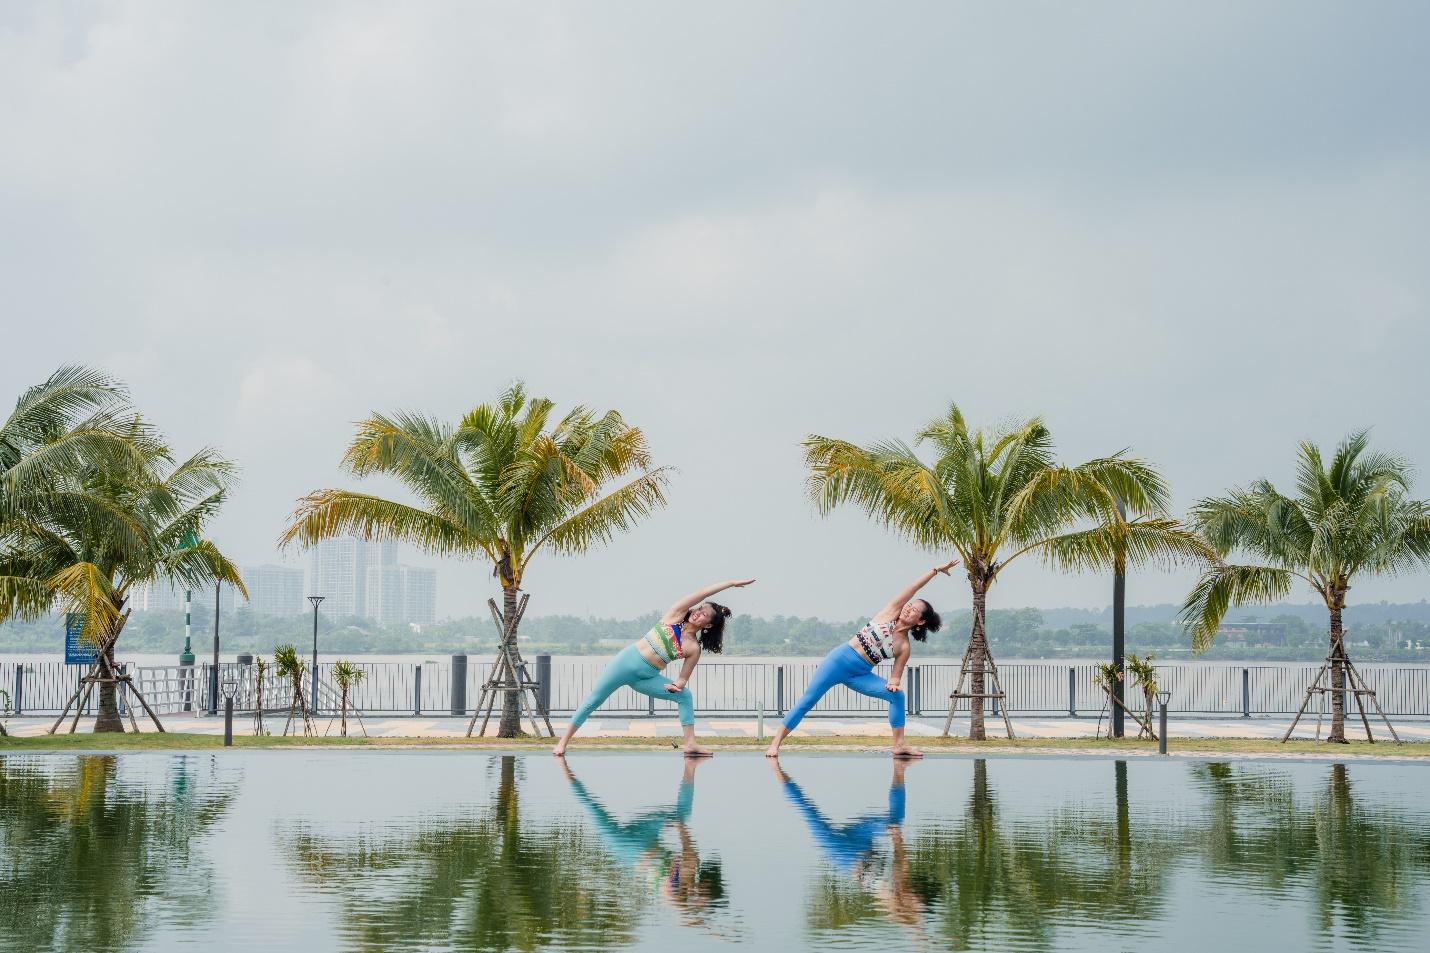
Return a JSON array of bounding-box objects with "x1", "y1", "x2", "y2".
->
[{"x1": 5, "y1": 657, "x2": 1430, "y2": 720}]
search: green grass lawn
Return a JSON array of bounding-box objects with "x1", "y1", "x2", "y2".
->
[{"x1": 3, "y1": 731, "x2": 1428, "y2": 757}]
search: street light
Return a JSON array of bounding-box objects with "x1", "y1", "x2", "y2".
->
[
  {"x1": 1156, "y1": 689, "x2": 1172, "y2": 756},
  {"x1": 221, "y1": 673, "x2": 238, "y2": 747},
  {"x1": 308, "y1": 596, "x2": 325, "y2": 714}
]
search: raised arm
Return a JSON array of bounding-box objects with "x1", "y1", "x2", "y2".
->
[
  {"x1": 662, "y1": 578, "x2": 756, "y2": 624},
  {"x1": 872, "y1": 560, "x2": 958, "y2": 623}
]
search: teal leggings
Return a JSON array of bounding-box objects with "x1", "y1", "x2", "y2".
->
[{"x1": 571, "y1": 644, "x2": 694, "y2": 727}]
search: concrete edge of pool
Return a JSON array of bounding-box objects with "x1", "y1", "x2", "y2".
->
[{"x1": 4, "y1": 733, "x2": 1430, "y2": 762}]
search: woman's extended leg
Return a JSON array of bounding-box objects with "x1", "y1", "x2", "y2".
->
[
  {"x1": 844, "y1": 670, "x2": 920, "y2": 758},
  {"x1": 630, "y1": 672, "x2": 707, "y2": 756},
  {"x1": 555, "y1": 646, "x2": 651, "y2": 756},
  {"x1": 765, "y1": 646, "x2": 868, "y2": 758}
]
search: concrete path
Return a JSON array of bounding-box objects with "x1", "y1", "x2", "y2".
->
[{"x1": 8, "y1": 713, "x2": 1429, "y2": 741}]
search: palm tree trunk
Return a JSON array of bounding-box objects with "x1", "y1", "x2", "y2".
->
[
  {"x1": 340, "y1": 687, "x2": 349, "y2": 737},
  {"x1": 1327, "y1": 601, "x2": 1348, "y2": 743},
  {"x1": 94, "y1": 624, "x2": 125, "y2": 734},
  {"x1": 968, "y1": 582, "x2": 988, "y2": 741},
  {"x1": 498, "y1": 585, "x2": 521, "y2": 738}
]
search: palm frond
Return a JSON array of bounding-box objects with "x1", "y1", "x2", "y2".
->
[{"x1": 1179, "y1": 563, "x2": 1294, "y2": 651}]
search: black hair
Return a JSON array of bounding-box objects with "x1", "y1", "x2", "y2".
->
[
  {"x1": 684, "y1": 602, "x2": 731, "y2": 654},
  {"x1": 910, "y1": 599, "x2": 942, "y2": 642}
]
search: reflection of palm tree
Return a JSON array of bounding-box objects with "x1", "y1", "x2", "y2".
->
[
  {"x1": 775, "y1": 759, "x2": 926, "y2": 937},
  {"x1": 907, "y1": 760, "x2": 1176, "y2": 951},
  {"x1": 286, "y1": 756, "x2": 646, "y2": 952},
  {"x1": 558, "y1": 757, "x2": 727, "y2": 929},
  {"x1": 1191, "y1": 761, "x2": 1430, "y2": 942},
  {"x1": 0, "y1": 755, "x2": 234, "y2": 952}
]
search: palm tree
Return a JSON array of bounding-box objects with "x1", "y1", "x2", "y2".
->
[
  {"x1": 330, "y1": 659, "x2": 366, "y2": 737},
  {"x1": 805, "y1": 402, "x2": 1209, "y2": 739},
  {"x1": 1125, "y1": 652, "x2": 1159, "y2": 739},
  {"x1": 1181, "y1": 433, "x2": 1430, "y2": 742},
  {"x1": 1, "y1": 365, "x2": 147, "y2": 619},
  {"x1": 274, "y1": 644, "x2": 314, "y2": 736},
  {"x1": 0, "y1": 373, "x2": 246, "y2": 732},
  {"x1": 279, "y1": 382, "x2": 671, "y2": 736}
]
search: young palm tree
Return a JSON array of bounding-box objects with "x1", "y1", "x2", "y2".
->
[
  {"x1": 330, "y1": 659, "x2": 367, "y2": 737},
  {"x1": 1125, "y1": 653, "x2": 1158, "y2": 739},
  {"x1": 806, "y1": 402, "x2": 1209, "y2": 739},
  {"x1": 279, "y1": 382, "x2": 671, "y2": 737},
  {"x1": 1181, "y1": 433, "x2": 1430, "y2": 742},
  {"x1": 253, "y1": 655, "x2": 269, "y2": 736},
  {"x1": 1, "y1": 373, "x2": 246, "y2": 732},
  {"x1": 274, "y1": 644, "x2": 314, "y2": 736}
]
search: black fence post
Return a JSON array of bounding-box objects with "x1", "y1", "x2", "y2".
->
[
  {"x1": 413, "y1": 665, "x2": 422, "y2": 716},
  {"x1": 1068, "y1": 666, "x2": 1077, "y2": 716},
  {"x1": 1242, "y1": 667, "x2": 1251, "y2": 718},
  {"x1": 450, "y1": 655, "x2": 467, "y2": 715},
  {"x1": 535, "y1": 654, "x2": 551, "y2": 715},
  {"x1": 118, "y1": 663, "x2": 128, "y2": 717},
  {"x1": 13, "y1": 666, "x2": 22, "y2": 716},
  {"x1": 776, "y1": 666, "x2": 786, "y2": 716}
]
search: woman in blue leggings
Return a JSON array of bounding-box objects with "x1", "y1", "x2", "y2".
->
[
  {"x1": 765, "y1": 561, "x2": 954, "y2": 759},
  {"x1": 553, "y1": 577, "x2": 755, "y2": 757}
]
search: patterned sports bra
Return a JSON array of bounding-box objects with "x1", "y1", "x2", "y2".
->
[
  {"x1": 643, "y1": 622, "x2": 684, "y2": 665},
  {"x1": 853, "y1": 620, "x2": 897, "y2": 663}
]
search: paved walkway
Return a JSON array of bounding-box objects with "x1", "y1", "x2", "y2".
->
[{"x1": 9, "y1": 713, "x2": 1429, "y2": 741}]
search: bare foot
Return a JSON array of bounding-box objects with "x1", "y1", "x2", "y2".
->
[
  {"x1": 682, "y1": 743, "x2": 714, "y2": 757},
  {"x1": 892, "y1": 746, "x2": 923, "y2": 759},
  {"x1": 764, "y1": 744, "x2": 781, "y2": 758},
  {"x1": 552, "y1": 746, "x2": 567, "y2": 757}
]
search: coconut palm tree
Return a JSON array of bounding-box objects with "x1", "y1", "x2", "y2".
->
[
  {"x1": 279, "y1": 382, "x2": 671, "y2": 737},
  {"x1": 1125, "y1": 652, "x2": 1159, "y2": 739},
  {"x1": 274, "y1": 644, "x2": 314, "y2": 736},
  {"x1": 1181, "y1": 433, "x2": 1430, "y2": 742},
  {"x1": 805, "y1": 402, "x2": 1210, "y2": 739},
  {"x1": 0, "y1": 374, "x2": 246, "y2": 732},
  {"x1": 1, "y1": 365, "x2": 151, "y2": 619},
  {"x1": 330, "y1": 660, "x2": 366, "y2": 737}
]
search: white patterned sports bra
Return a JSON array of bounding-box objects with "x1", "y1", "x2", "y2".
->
[{"x1": 853, "y1": 620, "x2": 896, "y2": 662}]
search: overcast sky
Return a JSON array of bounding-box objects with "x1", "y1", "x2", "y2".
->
[{"x1": 5, "y1": 1, "x2": 1429, "y2": 622}]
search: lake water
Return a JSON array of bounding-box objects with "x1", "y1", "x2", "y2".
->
[{"x1": 2, "y1": 751, "x2": 1428, "y2": 952}]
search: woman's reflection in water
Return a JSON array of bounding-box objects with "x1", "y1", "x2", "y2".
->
[
  {"x1": 558, "y1": 757, "x2": 729, "y2": 930},
  {"x1": 771, "y1": 758, "x2": 927, "y2": 930}
]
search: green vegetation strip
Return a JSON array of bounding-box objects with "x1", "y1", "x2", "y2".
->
[{"x1": 3, "y1": 732, "x2": 1429, "y2": 758}]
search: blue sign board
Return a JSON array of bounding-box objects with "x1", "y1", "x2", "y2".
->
[{"x1": 64, "y1": 613, "x2": 98, "y2": 665}]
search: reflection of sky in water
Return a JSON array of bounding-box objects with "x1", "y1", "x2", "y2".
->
[{"x1": 2, "y1": 752, "x2": 1429, "y2": 952}]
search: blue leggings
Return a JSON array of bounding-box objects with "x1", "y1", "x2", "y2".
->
[
  {"x1": 783, "y1": 643, "x2": 905, "y2": 730},
  {"x1": 571, "y1": 644, "x2": 695, "y2": 727}
]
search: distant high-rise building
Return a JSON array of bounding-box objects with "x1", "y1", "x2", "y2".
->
[
  {"x1": 240, "y1": 564, "x2": 305, "y2": 617},
  {"x1": 364, "y1": 564, "x2": 404, "y2": 624},
  {"x1": 308, "y1": 537, "x2": 398, "y2": 618},
  {"x1": 402, "y1": 566, "x2": 437, "y2": 626}
]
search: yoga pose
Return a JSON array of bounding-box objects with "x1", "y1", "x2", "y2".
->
[
  {"x1": 764, "y1": 561, "x2": 954, "y2": 759},
  {"x1": 559, "y1": 758, "x2": 727, "y2": 927},
  {"x1": 771, "y1": 760, "x2": 926, "y2": 930},
  {"x1": 553, "y1": 578, "x2": 754, "y2": 757}
]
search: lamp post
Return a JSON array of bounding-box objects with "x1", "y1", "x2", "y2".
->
[
  {"x1": 308, "y1": 596, "x2": 325, "y2": 714},
  {"x1": 1156, "y1": 689, "x2": 1171, "y2": 755},
  {"x1": 221, "y1": 674, "x2": 238, "y2": 747}
]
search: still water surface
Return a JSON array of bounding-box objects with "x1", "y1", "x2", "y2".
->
[{"x1": 2, "y1": 751, "x2": 1428, "y2": 952}]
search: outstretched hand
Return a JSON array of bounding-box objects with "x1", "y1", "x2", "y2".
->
[
  {"x1": 728, "y1": 578, "x2": 756, "y2": 588},
  {"x1": 932, "y1": 559, "x2": 959, "y2": 576}
]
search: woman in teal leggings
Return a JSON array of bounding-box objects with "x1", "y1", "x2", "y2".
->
[
  {"x1": 553, "y1": 578, "x2": 755, "y2": 756},
  {"x1": 765, "y1": 561, "x2": 954, "y2": 759}
]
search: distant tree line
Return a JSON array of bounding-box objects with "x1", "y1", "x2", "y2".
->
[{"x1": 4, "y1": 603, "x2": 1430, "y2": 661}]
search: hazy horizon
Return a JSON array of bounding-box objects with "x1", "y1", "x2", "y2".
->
[{"x1": 5, "y1": 2, "x2": 1429, "y2": 619}]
